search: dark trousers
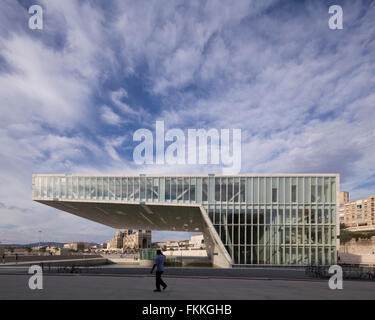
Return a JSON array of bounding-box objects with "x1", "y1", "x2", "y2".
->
[{"x1": 156, "y1": 271, "x2": 167, "y2": 290}]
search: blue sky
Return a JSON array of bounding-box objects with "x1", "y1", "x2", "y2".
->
[{"x1": 0, "y1": 0, "x2": 375, "y2": 244}]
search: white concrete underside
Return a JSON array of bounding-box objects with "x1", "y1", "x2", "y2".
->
[{"x1": 36, "y1": 200, "x2": 233, "y2": 268}]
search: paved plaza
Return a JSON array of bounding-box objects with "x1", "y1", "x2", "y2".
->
[{"x1": 1, "y1": 273, "x2": 374, "y2": 300}]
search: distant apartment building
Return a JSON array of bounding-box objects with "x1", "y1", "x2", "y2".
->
[
  {"x1": 107, "y1": 229, "x2": 152, "y2": 250},
  {"x1": 339, "y1": 191, "x2": 349, "y2": 205},
  {"x1": 339, "y1": 191, "x2": 375, "y2": 230}
]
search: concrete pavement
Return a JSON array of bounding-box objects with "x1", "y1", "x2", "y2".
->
[
  {"x1": 0, "y1": 265, "x2": 311, "y2": 279},
  {"x1": 1, "y1": 274, "x2": 375, "y2": 300}
]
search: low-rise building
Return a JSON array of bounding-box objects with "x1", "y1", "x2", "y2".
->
[
  {"x1": 155, "y1": 234, "x2": 206, "y2": 251},
  {"x1": 190, "y1": 233, "x2": 205, "y2": 249},
  {"x1": 63, "y1": 242, "x2": 91, "y2": 251},
  {"x1": 7, "y1": 248, "x2": 26, "y2": 254},
  {"x1": 44, "y1": 246, "x2": 71, "y2": 255}
]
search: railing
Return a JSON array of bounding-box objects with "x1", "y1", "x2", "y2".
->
[
  {"x1": 305, "y1": 264, "x2": 375, "y2": 280},
  {"x1": 38, "y1": 262, "x2": 102, "y2": 274},
  {"x1": 140, "y1": 248, "x2": 156, "y2": 260}
]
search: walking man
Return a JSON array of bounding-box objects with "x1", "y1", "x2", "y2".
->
[
  {"x1": 150, "y1": 249, "x2": 167, "y2": 292},
  {"x1": 2, "y1": 253, "x2": 5, "y2": 264}
]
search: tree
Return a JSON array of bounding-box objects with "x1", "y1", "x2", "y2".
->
[
  {"x1": 340, "y1": 223, "x2": 348, "y2": 230},
  {"x1": 339, "y1": 229, "x2": 375, "y2": 244}
]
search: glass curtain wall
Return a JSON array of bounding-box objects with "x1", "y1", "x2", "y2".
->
[{"x1": 33, "y1": 175, "x2": 337, "y2": 266}]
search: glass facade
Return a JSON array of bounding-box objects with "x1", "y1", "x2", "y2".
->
[{"x1": 32, "y1": 174, "x2": 338, "y2": 266}]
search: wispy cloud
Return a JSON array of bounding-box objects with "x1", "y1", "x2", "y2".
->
[{"x1": 100, "y1": 105, "x2": 124, "y2": 126}]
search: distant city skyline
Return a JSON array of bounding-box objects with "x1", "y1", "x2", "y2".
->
[{"x1": 0, "y1": 230, "x2": 197, "y2": 246}]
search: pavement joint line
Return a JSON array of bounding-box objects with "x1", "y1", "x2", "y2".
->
[
  {"x1": 0, "y1": 258, "x2": 106, "y2": 267},
  {"x1": 0, "y1": 273, "x2": 328, "y2": 283}
]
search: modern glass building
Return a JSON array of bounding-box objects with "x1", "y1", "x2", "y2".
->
[{"x1": 32, "y1": 174, "x2": 339, "y2": 267}]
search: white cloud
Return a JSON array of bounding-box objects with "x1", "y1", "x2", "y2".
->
[
  {"x1": 0, "y1": 0, "x2": 375, "y2": 244},
  {"x1": 110, "y1": 88, "x2": 137, "y2": 115},
  {"x1": 100, "y1": 105, "x2": 123, "y2": 126}
]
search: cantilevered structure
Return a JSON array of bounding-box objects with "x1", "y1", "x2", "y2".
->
[{"x1": 32, "y1": 174, "x2": 339, "y2": 268}]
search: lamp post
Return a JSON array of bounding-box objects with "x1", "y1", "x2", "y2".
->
[
  {"x1": 178, "y1": 242, "x2": 182, "y2": 265},
  {"x1": 38, "y1": 230, "x2": 42, "y2": 255}
]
